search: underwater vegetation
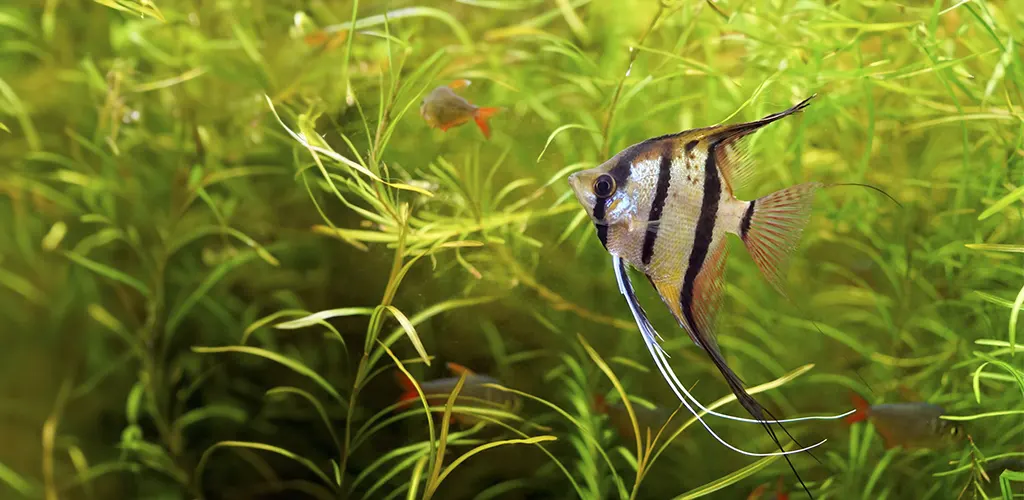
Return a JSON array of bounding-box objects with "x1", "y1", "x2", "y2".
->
[{"x1": 1, "y1": 0, "x2": 1023, "y2": 499}]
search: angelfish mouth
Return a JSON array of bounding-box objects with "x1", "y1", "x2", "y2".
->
[{"x1": 567, "y1": 172, "x2": 585, "y2": 196}]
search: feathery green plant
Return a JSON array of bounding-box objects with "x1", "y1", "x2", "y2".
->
[{"x1": 1, "y1": 0, "x2": 1022, "y2": 499}]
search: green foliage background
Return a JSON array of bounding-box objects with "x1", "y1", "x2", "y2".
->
[{"x1": 1, "y1": 0, "x2": 1022, "y2": 499}]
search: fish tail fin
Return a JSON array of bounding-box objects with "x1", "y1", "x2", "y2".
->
[
  {"x1": 740, "y1": 182, "x2": 822, "y2": 296},
  {"x1": 395, "y1": 370, "x2": 418, "y2": 408},
  {"x1": 845, "y1": 392, "x2": 871, "y2": 425},
  {"x1": 777, "y1": 475, "x2": 789, "y2": 500},
  {"x1": 473, "y1": 107, "x2": 500, "y2": 139},
  {"x1": 747, "y1": 483, "x2": 768, "y2": 500}
]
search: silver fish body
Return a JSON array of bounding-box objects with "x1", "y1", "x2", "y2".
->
[{"x1": 569, "y1": 96, "x2": 835, "y2": 498}]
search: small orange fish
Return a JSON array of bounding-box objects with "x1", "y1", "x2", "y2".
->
[
  {"x1": 420, "y1": 80, "x2": 500, "y2": 139},
  {"x1": 395, "y1": 362, "x2": 519, "y2": 425},
  {"x1": 845, "y1": 392, "x2": 966, "y2": 450}
]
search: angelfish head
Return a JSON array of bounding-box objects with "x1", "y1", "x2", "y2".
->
[{"x1": 567, "y1": 161, "x2": 636, "y2": 229}]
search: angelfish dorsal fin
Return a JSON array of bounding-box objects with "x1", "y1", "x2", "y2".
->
[{"x1": 708, "y1": 95, "x2": 816, "y2": 195}]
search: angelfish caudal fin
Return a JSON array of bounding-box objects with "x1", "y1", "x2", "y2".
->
[{"x1": 740, "y1": 182, "x2": 822, "y2": 296}]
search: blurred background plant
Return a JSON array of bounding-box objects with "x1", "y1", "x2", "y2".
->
[{"x1": 0, "y1": 0, "x2": 1022, "y2": 499}]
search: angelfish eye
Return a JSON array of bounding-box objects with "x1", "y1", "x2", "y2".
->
[{"x1": 593, "y1": 174, "x2": 615, "y2": 198}]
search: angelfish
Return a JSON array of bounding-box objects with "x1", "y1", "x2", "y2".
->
[{"x1": 568, "y1": 95, "x2": 866, "y2": 498}]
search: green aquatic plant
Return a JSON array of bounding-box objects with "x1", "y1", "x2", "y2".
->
[{"x1": 1, "y1": 0, "x2": 1023, "y2": 499}]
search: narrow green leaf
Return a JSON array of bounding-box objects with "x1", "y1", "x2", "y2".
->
[
  {"x1": 1009, "y1": 283, "x2": 1024, "y2": 357},
  {"x1": 536, "y1": 124, "x2": 594, "y2": 162},
  {"x1": 381, "y1": 305, "x2": 431, "y2": 366},
  {"x1": 1000, "y1": 470, "x2": 1024, "y2": 498},
  {"x1": 265, "y1": 387, "x2": 341, "y2": 457},
  {"x1": 975, "y1": 291, "x2": 1017, "y2": 309},
  {"x1": 274, "y1": 307, "x2": 375, "y2": 330},
  {"x1": 0, "y1": 267, "x2": 46, "y2": 304},
  {"x1": 940, "y1": 410, "x2": 1024, "y2": 421},
  {"x1": 673, "y1": 453, "x2": 780, "y2": 499},
  {"x1": 174, "y1": 405, "x2": 247, "y2": 431},
  {"x1": 0, "y1": 460, "x2": 37, "y2": 496},
  {"x1": 978, "y1": 185, "x2": 1024, "y2": 220},
  {"x1": 578, "y1": 334, "x2": 642, "y2": 466},
  {"x1": 406, "y1": 456, "x2": 428, "y2": 500},
  {"x1": 966, "y1": 243, "x2": 1024, "y2": 254},
  {"x1": 973, "y1": 362, "x2": 989, "y2": 403},
  {"x1": 125, "y1": 381, "x2": 144, "y2": 424},
  {"x1": 317, "y1": 7, "x2": 473, "y2": 46},
  {"x1": 166, "y1": 249, "x2": 264, "y2": 335},
  {"x1": 435, "y1": 436, "x2": 557, "y2": 486},
  {"x1": 192, "y1": 346, "x2": 346, "y2": 406},
  {"x1": 241, "y1": 309, "x2": 310, "y2": 343},
  {"x1": 194, "y1": 441, "x2": 335, "y2": 492},
  {"x1": 62, "y1": 251, "x2": 151, "y2": 298},
  {"x1": 424, "y1": 371, "x2": 469, "y2": 499}
]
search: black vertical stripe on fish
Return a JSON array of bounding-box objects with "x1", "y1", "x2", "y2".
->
[
  {"x1": 593, "y1": 197, "x2": 608, "y2": 221},
  {"x1": 684, "y1": 140, "x2": 698, "y2": 154},
  {"x1": 672, "y1": 146, "x2": 818, "y2": 499},
  {"x1": 641, "y1": 145, "x2": 674, "y2": 265},
  {"x1": 596, "y1": 223, "x2": 609, "y2": 248},
  {"x1": 680, "y1": 141, "x2": 722, "y2": 331},
  {"x1": 592, "y1": 150, "x2": 632, "y2": 250},
  {"x1": 740, "y1": 199, "x2": 756, "y2": 239}
]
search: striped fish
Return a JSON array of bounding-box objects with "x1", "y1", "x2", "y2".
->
[{"x1": 568, "y1": 95, "x2": 851, "y2": 498}]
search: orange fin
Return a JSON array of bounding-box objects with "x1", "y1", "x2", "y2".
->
[
  {"x1": 325, "y1": 31, "x2": 348, "y2": 51},
  {"x1": 446, "y1": 362, "x2": 475, "y2": 376},
  {"x1": 303, "y1": 31, "x2": 328, "y2": 46},
  {"x1": 776, "y1": 475, "x2": 788, "y2": 500},
  {"x1": 747, "y1": 483, "x2": 768, "y2": 500},
  {"x1": 395, "y1": 370, "x2": 418, "y2": 408},
  {"x1": 473, "y1": 107, "x2": 500, "y2": 140},
  {"x1": 303, "y1": 30, "x2": 347, "y2": 48},
  {"x1": 448, "y1": 79, "x2": 471, "y2": 90},
  {"x1": 739, "y1": 182, "x2": 822, "y2": 296},
  {"x1": 845, "y1": 392, "x2": 871, "y2": 425}
]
